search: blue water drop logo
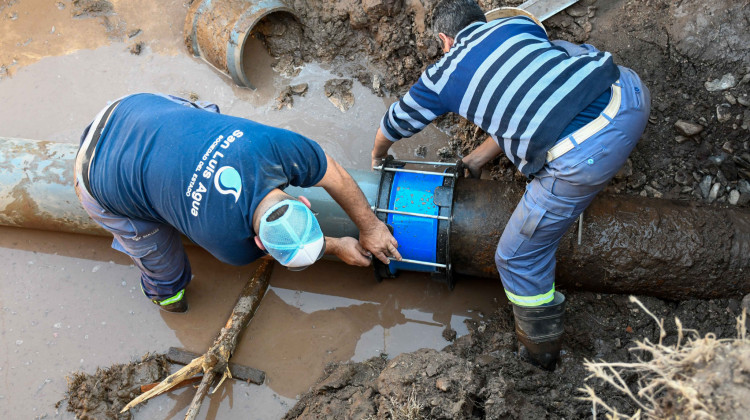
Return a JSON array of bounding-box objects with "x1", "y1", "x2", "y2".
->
[{"x1": 214, "y1": 166, "x2": 242, "y2": 202}]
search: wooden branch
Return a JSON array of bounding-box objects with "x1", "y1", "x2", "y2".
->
[
  {"x1": 183, "y1": 259, "x2": 273, "y2": 419},
  {"x1": 119, "y1": 260, "x2": 274, "y2": 416},
  {"x1": 166, "y1": 347, "x2": 264, "y2": 384},
  {"x1": 140, "y1": 375, "x2": 203, "y2": 393}
]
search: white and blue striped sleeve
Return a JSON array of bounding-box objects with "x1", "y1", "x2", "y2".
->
[{"x1": 379, "y1": 75, "x2": 447, "y2": 142}]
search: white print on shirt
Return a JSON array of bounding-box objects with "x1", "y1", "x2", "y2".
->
[{"x1": 185, "y1": 129, "x2": 244, "y2": 216}]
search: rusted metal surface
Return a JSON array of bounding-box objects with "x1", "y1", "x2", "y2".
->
[
  {"x1": 184, "y1": 0, "x2": 296, "y2": 88},
  {"x1": 0, "y1": 137, "x2": 105, "y2": 236},
  {"x1": 451, "y1": 178, "x2": 750, "y2": 299},
  {"x1": 2, "y1": 137, "x2": 749, "y2": 299}
]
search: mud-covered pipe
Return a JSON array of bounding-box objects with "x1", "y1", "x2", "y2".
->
[
  {"x1": 184, "y1": 0, "x2": 297, "y2": 88},
  {"x1": 451, "y1": 178, "x2": 750, "y2": 300},
  {"x1": 2, "y1": 138, "x2": 750, "y2": 299}
]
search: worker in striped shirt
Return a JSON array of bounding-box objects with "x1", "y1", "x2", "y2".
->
[{"x1": 371, "y1": 0, "x2": 650, "y2": 370}]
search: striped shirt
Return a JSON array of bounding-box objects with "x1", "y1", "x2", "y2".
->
[{"x1": 380, "y1": 16, "x2": 620, "y2": 176}]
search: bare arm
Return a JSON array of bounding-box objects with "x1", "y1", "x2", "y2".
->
[
  {"x1": 315, "y1": 154, "x2": 401, "y2": 264},
  {"x1": 371, "y1": 127, "x2": 395, "y2": 168},
  {"x1": 461, "y1": 135, "x2": 503, "y2": 178}
]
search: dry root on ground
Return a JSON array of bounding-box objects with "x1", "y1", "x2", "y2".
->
[{"x1": 579, "y1": 296, "x2": 750, "y2": 419}]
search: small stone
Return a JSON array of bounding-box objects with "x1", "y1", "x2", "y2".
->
[
  {"x1": 699, "y1": 175, "x2": 713, "y2": 198},
  {"x1": 415, "y1": 144, "x2": 427, "y2": 158},
  {"x1": 738, "y1": 95, "x2": 750, "y2": 107},
  {"x1": 644, "y1": 185, "x2": 663, "y2": 198},
  {"x1": 128, "y1": 29, "x2": 142, "y2": 38},
  {"x1": 56, "y1": 2, "x2": 65, "y2": 10},
  {"x1": 9, "y1": 12, "x2": 18, "y2": 20},
  {"x1": 674, "y1": 120, "x2": 703, "y2": 136},
  {"x1": 739, "y1": 180, "x2": 750, "y2": 194},
  {"x1": 728, "y1": 190, "x2": 740, "y2": 205},
  {"x1": 674, "y1": 135, "x2": 690, "y2": 144},
  {"x1": 705, "y1": 73, "x2": 737, "y2": 92},
  {"x1": 708, "y1": 182, "x2": 721, "y2": 203},
  {"x1": 436, "y1": 378, "x2": 450, "y2": 392},
  {"x1": 290, "y1": 83, "x2": 308, "y2": 95},
  {"x1": 717, "y1": 104, "x2": 732, "y2": 123},
  {"x1": 16, "y1": 340, "x2": 23, "y2": 346},
  {"x1": 725, "y1": 92, "x2": 737, "y2": 105}
]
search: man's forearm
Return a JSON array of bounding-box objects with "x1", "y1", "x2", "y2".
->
[
  {"x1": 372, "y1": 128, "x2": 395, "y2": 160},
  {"x1": 319, "y1": 156, "x2": 381, "y2": 232}
]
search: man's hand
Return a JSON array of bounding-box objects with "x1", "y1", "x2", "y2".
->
[
  {"x1": 327, "y1": 237, "x2": 372, "y2": 267},
  {"x1": 359, "y1": 221, "x2": 401, "y2": 264},
  {"x1": 461, "y1": 135, "x2": 504, "y2": 179},
  {"x1": 372, "y1": 154, "x2": 387, "y2": 170},
  {"x1": 462, "y1": 159, "x2": 483, "y2": 179}
]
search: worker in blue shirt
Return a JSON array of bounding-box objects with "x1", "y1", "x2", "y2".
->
[
  {"x1": 371, "y1": 0, "x2": 650, "y2": 370},
  {"x1": 75, "y1": 93, "x2": 401, "y2": 313}
]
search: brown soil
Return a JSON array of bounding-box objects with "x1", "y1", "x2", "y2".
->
[
  {"x1": 257, "y1": 0, "x2": 750, "y2": 207},
  {"x1": 286, "y1": 295, "x2": 749, "y2": 419},
  {"x1": 249, "y1": 0, "x2": 750, "y2": 418},
  {"x1": 64, "y1": 354, "x2": 170, "y2": 420}
]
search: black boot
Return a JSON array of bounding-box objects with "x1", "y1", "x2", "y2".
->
[
  {"x1": 152, "y1": 289, "x2": 189, "y2": 313},
  {"x1": 512, "y1": 292, "x2": 565, "y2": 371}
]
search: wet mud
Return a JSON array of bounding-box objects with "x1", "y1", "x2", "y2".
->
[
  {"x1": 286, "y1": 294, "x2": 750, "y2": 419},
  {"x1": 65, "y1": 354, "x2": 169, "y2": 420}
]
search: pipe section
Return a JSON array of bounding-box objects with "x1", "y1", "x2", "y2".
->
[
  {"x1": 451, "y1": 178, "x2": 750, "y2": 300},
  {"x1": 2, "y1": 137, "x2": 749, "y2": 299},
  {"x1": 184, "y1": 0, "x2": 296, "y2": 88}
]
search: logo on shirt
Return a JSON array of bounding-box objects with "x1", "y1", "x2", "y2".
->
[{"x1": 215, "y1": 166, "x2": 242, "y2": 202}]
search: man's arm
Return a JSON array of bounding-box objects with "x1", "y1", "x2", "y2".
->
[
  {"x1": 372, "y1": 76, "x2": 447, "y2": 167},
  {"x1": 461, "y1": 135, "x2": 504, "y2": 178},
  {"x1": 315, "y1": 154, "x2": 401, "y2": 264}
]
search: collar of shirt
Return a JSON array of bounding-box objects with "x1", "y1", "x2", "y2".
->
[{"x1": 453, "y1": 21, "x2": 485, "y2": 44}]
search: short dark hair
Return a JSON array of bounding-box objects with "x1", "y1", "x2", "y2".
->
[{"x1": 432, "y1": 0, "x2": 487, "y2": 39}]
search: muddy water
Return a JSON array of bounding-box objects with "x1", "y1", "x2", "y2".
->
[
  {"x1": 0, "y1": 4, "x2": 502, "y2": 419},
  {"x1": 0, "y1": 226, "x2": 500, "y2": 419}
]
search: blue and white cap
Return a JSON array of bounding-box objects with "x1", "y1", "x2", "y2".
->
[{"x1": 258, "y1": 199, "x2": 325, "y2": 270}]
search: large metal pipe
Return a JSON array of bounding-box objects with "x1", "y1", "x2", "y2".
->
[
  {"x1": 2, "y1": 137, "x2": 749, "y2": 299},
  {"x1": 184, "y1": 0, "x2": 297, "y2": 89},
  {"x1": 451, "y1": 178, "x2": 750, "y2": 299}
]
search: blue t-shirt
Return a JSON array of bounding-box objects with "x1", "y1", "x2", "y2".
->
[{"x1": 88, "y1": 93, "x2": 328, "y2": 265}]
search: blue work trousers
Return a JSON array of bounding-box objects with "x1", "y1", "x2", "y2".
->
[
  {"x1": 72, "y1": 94, "x2": 218, "y2": 301},
  {"x1": 496, "y1": 66, "x2": 651, "y2": 307}
]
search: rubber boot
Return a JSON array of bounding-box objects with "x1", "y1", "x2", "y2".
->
[{"x1": 512, "y1": 291, "x2": 565, "y2": 371}]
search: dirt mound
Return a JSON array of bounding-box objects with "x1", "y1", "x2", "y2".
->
[
  {"x1": 286, "y1": 293, "x2": 748, "y2": 419},
  {"x1": 256, "y1": 0, "x2": 750, "y2": 207},
  {"x1": 63, "y1": 354, "x2": 169, "y2": 420}
]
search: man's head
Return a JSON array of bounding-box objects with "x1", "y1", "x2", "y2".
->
[
  {"x1": 432, "y1": 0, "x2": 486, "y2": 51},
  {"x1": 254, "y1": 191, "x2": 325, "y2": 270}
]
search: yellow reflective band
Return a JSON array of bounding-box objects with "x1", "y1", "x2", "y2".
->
[
  {"x1": 505, "y1": 286, "x2": 555, "y2": 307},
  {"x1": 159, "y1": 289, "x2": 184, "y2": 306}
]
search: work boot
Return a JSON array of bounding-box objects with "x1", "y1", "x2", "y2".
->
[
  {"x1": 512, "y1": 291, "x2": 566, "y2": 371},
  {"x1": 152, "y1": 289, "x2": 188, "y2": 313}
]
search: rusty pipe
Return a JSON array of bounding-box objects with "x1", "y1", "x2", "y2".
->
[
  {"x1": 451, "y1": 178, "x2": 750, "y2": 299},
  {"x1": 2, "y1": 137, "x2": 749, "y2": 299}
]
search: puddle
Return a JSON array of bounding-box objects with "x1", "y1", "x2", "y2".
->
[
  {"x1": 0, "y1": 226, "x2": 501, "y2": 419},
  {"x1": 0, "y1": 4, "x2": 496, "y2": 418}
]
